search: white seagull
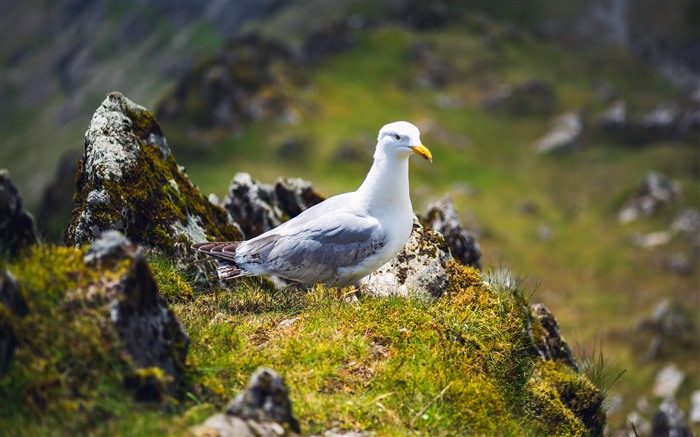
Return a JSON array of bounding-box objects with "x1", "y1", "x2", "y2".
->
[{"x1": 192, "y1": 121, "x2": 432, "y2": 287}]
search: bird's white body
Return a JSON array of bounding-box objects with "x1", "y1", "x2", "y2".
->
[{"x1": 192, "y1": 121, "x2": 432, "y2": 287}]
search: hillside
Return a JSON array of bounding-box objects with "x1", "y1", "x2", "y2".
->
[{"x1": 2, "y1": 1, "x2": 699, "y2": 435}]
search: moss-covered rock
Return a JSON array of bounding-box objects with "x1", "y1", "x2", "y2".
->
[
  {"x1": 63, "y1": 92, "x2": 242, "y2": 285},
  {"x1": 420, "y1": 194, "x2": 481, "y2": 270},
  {"x1": 1, "y1": 232, "x2": 190, "y2": 429}
]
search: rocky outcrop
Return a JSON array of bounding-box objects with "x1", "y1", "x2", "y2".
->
[
  {"x1": 618, "y1": 171, "x2": 681, "y2": 224},
  {"x1": 529, "y1": 303, "x2": 578, "y2": 371},
  {"x1": 534, "y1": 112, "x2": 583, "y2": 154},
  {"x1": 193, "y1": 367, "x2": 300, "y2": 437},
  {"x1": 63, "y1": 92, "x2": 241, "y2": 284},
  {"x1": 0, "y1": 170, "x2": 38, "y2": 258},
  {"x1": 221, "y1": 172, "x2": 325, "y2": 239},
  {"x1": 84, "y1": 231, "x2": 190, "y2": 398},
  {"x1": 4, "y1": 230, "x2": 189, "y2": 404},
  {"x1": 361, "y1": 217, "x2": 451, "y2": 300},
  {"x1": 420, "y1": 195, "x2": 481, "y2": 269}
]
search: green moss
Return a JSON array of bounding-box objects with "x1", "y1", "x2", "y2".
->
[
  {"x1": 2, "y1": 244, "x2": 606, "y2": 435},
  {"x1": 65, "y1": 97, "x2": 241, "y2": 251},
  {"x1": 1, "y1": 246, "x2": 133, "y2": 432}
]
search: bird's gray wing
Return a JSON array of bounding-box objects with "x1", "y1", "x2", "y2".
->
[{"x1": 236, "y1": 212, "x2": 387, "y2": 284}]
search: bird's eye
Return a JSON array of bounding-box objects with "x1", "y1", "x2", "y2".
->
[{"x1": 394, "y1": 134, "x2": 401, "y2": 141}]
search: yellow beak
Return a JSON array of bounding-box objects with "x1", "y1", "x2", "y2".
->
[{"x1": 409, "y1": 144, "x2": 432, "y2": 162}]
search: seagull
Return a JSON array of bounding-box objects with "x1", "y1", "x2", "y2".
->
[{"x1": 192, "y1": 121, "x2": 432, "y2": 287}]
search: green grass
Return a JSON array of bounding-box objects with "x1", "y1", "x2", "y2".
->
[{"x1": 2, "y1": 246, "x2": 605, "y2": 435}]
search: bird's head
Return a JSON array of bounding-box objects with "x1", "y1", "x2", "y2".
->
[{"x1": 376, "y1": 121, "x2": 432, "y2": 162}]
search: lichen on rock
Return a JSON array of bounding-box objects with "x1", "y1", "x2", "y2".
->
[
  {"x1": 222, "y1": 172, "x2": 325, "y2": 239},
  {"x1": 360, "y1": 216, "x2": 451, "y2": 300},
  {"x1": 3, "y1": 231, "x2": 190, "y2": 414},
  {"x1": 63, "y1": 92, "x2": 242, "y2": 286},
  {"x1": 420, "y1": 194, "x2": 481, "y2": 269},
  {"x1": 64, "y1": 92, "x2": 241, "y2": 251}
]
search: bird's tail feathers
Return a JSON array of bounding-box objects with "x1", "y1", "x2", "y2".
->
[
  {"x1": 192, "y1": 241, "x2": 249, "y2": 280},
  {"x1": 217, "y1": 260, "x2": 249, "y2": 280}
]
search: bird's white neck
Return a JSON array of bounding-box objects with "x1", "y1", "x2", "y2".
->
[{"x1": 356, "y1": 152, "x2": 412, "y2": 212}]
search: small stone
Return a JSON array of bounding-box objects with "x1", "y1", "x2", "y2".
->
[
  {"x1": 598, "y1": 100, "x2": 628, "y2": 133},
  {"x1": 631, "y1": 231, "x2": 672, "y2": 248},
  {"x1": 664, "y1": 254, "x2": 691, "y2": 276},
  {"x1": 536, "y1": 223, "x2": 552, "y2": 241},
  {"x1": 651, "y1": 398, "x2": 691, "y2": 437},
  {"x1": 690, "y1": 391, "x2": 700, "y2": 424},
  {"x1": 626, "y1": 410, "x2": 651, "y2": 436},
  {"x1": 618, "y1": 171, "x2": 681, "y2": 224},
  {"x1": 652, "y1": 363, "x2": 684, "y2": 399},
  {"x1": 226, "y1": 367, "x2": 300, "y2": 433},
  {"x1": 534, "y1": 112, "x2": 583, "y2": 154}
]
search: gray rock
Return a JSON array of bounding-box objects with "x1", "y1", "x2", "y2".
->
[
  {"x1": 652, "y1": 363, "x2": 685, "y2": 399},
  {"x1": 0, "y1": 270, "x2": 27, "y2": 374},
  {"x1": 640, "y1": 105, "x2": 679, "y2": 138},
  {"x1": 482, "y1": 79, "x2": 555, "y2": 115},
  {"x1": 598, "y1": 100, "x2": 628, "y2": 133},
  {"x1": 194, "y1": 367, "x2": 300, "y2": 436},
  {"x1": 63, "y1": 92, "x2": 241, "y2": 286},
  {"x1": 222, "y1": 172, "x2": 324, "y2": 239},
  {"x1": 303, "y1": 21, "x2": 358, "y2": 65},
  {"x1": 619, "y1": 171, "x2": 681, "y2": 224},
  {"x1": 690, "y1": 391, "x2": 700, "y2": 424},
  {"x1": 671, "y1": 208, "x2": 699, "y2": 235},
  {"x1": 664, "y1": 254, "x2": 691, "y2": 276},
  {"x1": 0, "y1": 169, "x2": 38, "y2": 258},
  {"x1": 409, "y1": 41, "x2": 453, "y2": 89},
  {"x1": 115, "y1": 248, "x2": 190, "y2": 400},
  {"x1": 361, "y1": 217, "x2": 451, "y2": 300},
  {"x1": 632, "y1": 231, "x2": 672, "y2": 248},
  {"x1": 651, "y1": 398, "x2": 692, "y2": 437},
  {"x1": 83, "y1": 230, "x2": 138, "y2": 267},
  {"x1": 226, "y1": 367, "x2": 299, "y2": 431},
  {"x1": 420, "y1": 195, "x2": 481, "y2": 269},
  {"x1": 534, "y1": 112, "x2": 583, "y2": 154},
  {"x1": 529, "y1": 303, "x2": 578, "y2": 371},
  {"x1": 634, "y1": 300, "x2": 697, "y2": 362},
  {"x1": 79, "y1": 231, "x2": 191, "y2": 399}
]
